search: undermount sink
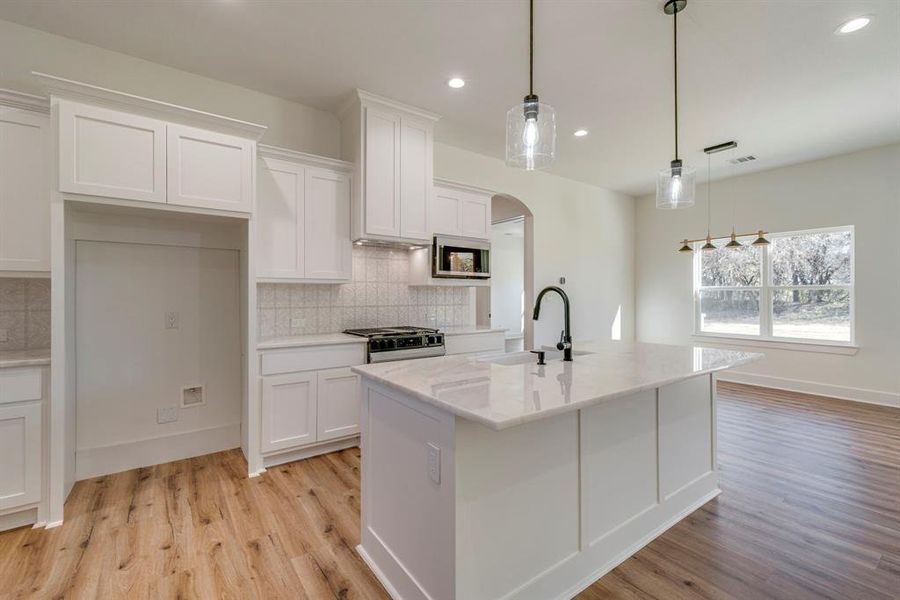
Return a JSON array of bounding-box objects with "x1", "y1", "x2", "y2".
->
[{"x1": 478, "y1": 349, "x2": 594, "y2": 366}]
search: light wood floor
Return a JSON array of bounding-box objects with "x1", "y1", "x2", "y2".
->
[{"x1": 0, "y1": 383, "x2": 897, "y2": 599}]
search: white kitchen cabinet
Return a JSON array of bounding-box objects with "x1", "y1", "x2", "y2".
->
[
  {"x1": 256, "y1": 156, "x2": 305, "y2": 279},
  {"x1": 166, "y1": 124, "x2": 253, "y2": 212},
  {"x1": 0, "y1": 104, "x2": 50, "y2": 272},
  {"x1": 0, "y1": 401, "x2": 42, "y2": 512},
  {"x1": 430, "y1": 180, "x2": 492, "y2": 241},
  {"x1": 399, "y1": 116, "x2": 432, "y2": 241},
  {"x1": 261, "y1": 371, "x2": 317, "y2": 453},
  {"x1": 316, "y1": 367, "x2": 361, "y2": 441},
  {"x1": 304, "y1": 167, "x2": 352, "y2": 280},
  {"x1": 256, "y1": 147, "x2": 352, "y2": 281},
  {"x1": 341, "y1": 90, "x2": 439, "y2": 244},
  {"x1": 58, "y1": 100, "x2": 167, "y2": 204},
  {"x1": 364, "y1": 107, "x2": 402, "y2": 238}
]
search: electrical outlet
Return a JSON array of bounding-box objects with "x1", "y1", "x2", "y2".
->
[
  {"x1": 427, "y1": 442, "x2": 441, "y2": 484},
  {"x1": 0, "y1": 328, "x2": 7, "y2": 343},
  {"x1": 165, "y1": 311, "x2": 180, "y2": 330},
  {"x1": 291, "y1": 317, "x2": 304, "y2": 330},
  {"x1": 157, "y1": 406, "x2": 179, "y2": 424}
]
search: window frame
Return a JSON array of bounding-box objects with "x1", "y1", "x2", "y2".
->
[{"x1": 692, "y1": 225, "x2": 855, "y2": 349}]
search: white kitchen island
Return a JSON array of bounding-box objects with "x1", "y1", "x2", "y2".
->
[{"x1": 352, "y1": 341, "x2": 761, "y2": 600}]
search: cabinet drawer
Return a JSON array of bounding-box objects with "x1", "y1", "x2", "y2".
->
[
  {"x1": 0, "y1": 368, "x2": 42, "y2": 405},
  {"x1": 260, "y1": 344, "x2": 365, "y2": 376},
  {"x1": 444, "y1": 332, "x2": 506, "y2": 356}
]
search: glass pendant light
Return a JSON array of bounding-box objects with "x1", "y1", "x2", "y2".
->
[
  {"x1": 656, "y1": 0, "x2": 696, "y2": 209},
  {"x1": 506, "y1": 0, "x2": 556, "y2": 170}
]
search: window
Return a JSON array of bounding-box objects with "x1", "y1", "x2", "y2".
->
[{"x1": 694, "y1": 227, "x2": 853, "y2": 344}]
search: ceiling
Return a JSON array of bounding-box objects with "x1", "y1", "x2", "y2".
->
[{"x1": 1, "y1": 0, "x2": 897, "y2": 196}]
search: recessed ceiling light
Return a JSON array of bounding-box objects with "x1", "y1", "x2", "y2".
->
[
  {"x1": 574, "y1": 129, "x2": 589, "y2": 137},
  {"x1": 836, "y1": 16, "x2": 871, "y2": 34},
  {"x1": 448, "y1": 78, "x2": 465, "y2": 89}
]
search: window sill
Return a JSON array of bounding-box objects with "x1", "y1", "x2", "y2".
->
[{"x1": 691, "y1": 333, "x2": 859, "y2": 355}]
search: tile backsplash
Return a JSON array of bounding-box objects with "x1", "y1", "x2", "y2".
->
[
  {"x1": 258, "y1": 246, "x2": 473, "y2": 339},
  {"x1": 0, "y1": 278, "x2": 51, "y2": 351}
]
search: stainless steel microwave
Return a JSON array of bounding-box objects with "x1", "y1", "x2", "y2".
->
[{"x1": 432, "y1": 236, "x2": 491, "y2": 279}]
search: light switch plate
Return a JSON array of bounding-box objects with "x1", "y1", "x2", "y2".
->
[
  {"x1": 427, "y1": 442, "x2": 441, "y2": 484},
  {"x1": 165, "y1": 311, "x2": 180, "y2": 330}
]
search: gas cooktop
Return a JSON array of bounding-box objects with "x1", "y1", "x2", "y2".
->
[{"x1": 344, "y1": 326, "x2": 438, "y2": 338}]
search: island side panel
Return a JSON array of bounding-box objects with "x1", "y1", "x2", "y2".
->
[
  {"x1": 658, "y1": 373, "x2": 716, "y2": 499},
  {"x1": 454, "y1": 411, "x2": 580, "y2": 600},
  {"x1": 358, "y1": 378, "x2": 456, "y2": 600}
]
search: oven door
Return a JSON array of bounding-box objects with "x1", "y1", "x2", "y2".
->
[{"x1": 432, "y1": 236, "x2": 491, "y2": 279}]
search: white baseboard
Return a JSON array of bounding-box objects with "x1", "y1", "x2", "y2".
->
[
  {"x1": 0, "y1": 507, "x2": 38, "y2": 532},
  {"x1": 718, "y1": 372, "x2": 900, "y2": 408},
  {"x1": 262, "y1": 435, "x2": 359, "y2": 469},
  {"x1": 75, "y1": 423, "x2": 241, "y2": 480}
]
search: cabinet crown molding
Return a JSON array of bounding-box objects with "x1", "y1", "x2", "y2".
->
[
  {"x1": 0, "y1": 88, "x2": 50, "y2": 114},
  {"x1": 433, "y1": 177, "x2": 496, "y2": 197},
  {"x1": 258, "y1": 144, "x2": 353, "y2": 171},
  {"x1": 32, "y1": 72, "x2": 267, "y2": 140},
  {"x1": 338, "y1": 88, "x2": 441, "y2": 123}
]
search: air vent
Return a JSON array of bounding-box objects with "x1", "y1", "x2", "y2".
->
[{"x1": 730, "y1": 155, "x2": 757, "y2": 164}]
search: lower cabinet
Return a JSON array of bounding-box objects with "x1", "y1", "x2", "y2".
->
[
  {"x1": 260, "y1": 365, "x2": 361, "y2": 455},
  {"x1": 0, "y1": 366, "x2": 44, "y2": 517}
]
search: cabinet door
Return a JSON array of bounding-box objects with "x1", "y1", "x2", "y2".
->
[
  {"x1": 261, "y1": 372, "x2": 317, "y2": 453},
  {"x1": 399, "y1": 116, "x2": 432, "y2": 242},
  {"x1": 316, "y1": 367, "x2": 360, "y2": 442},
  {"x1": 256, "y1": 157, "x2": 305, "y2": 279},
  {"x1": 460, "y1": 192, "x2": 491, "y2": 240},
  {"x1": 364, "y1": 107, "x2": 401, "y2": 237},
  {"x1": 58, "y1": 100, "x2": 166, "y2": 203},
  {"x1": 431, "y1": 185, "x2": 462, "y2": 237},
  {"x1": 0, "y1": 108, "x2": 49, "y2": 272},
  {"x1": 304, "y1": 167, "x2": 352, "y2": 280},
  {"x1": 167, "y1": 124, "x2": 253, "y2": 212},
  {"x1": 0, "y1": 401, "x2": 42, "y2": 511}
]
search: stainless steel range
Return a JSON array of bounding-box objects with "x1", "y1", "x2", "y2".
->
[{"x1": 343, "y1": 326, "x2": 445, "y2": 363}]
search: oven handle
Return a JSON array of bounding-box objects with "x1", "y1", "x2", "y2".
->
[{"x1": 369, "y1": 346, "x2": 446, "y2": 363}]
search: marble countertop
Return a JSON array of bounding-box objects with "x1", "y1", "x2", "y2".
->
[
  {"x1": 352, "y1": 341, "x2": 763, "y2": 430},
  {"x1": 257, "y1": 333, "x2": 367, "y2": 350},
  {"x1": 0, "y1": 349, "x2": 51, "y2": 368}
]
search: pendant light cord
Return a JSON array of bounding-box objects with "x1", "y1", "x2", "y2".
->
[
  {"x1": 529, "y1": 0, "x2": 534, "y2": 96},
  {"x1": 707, "y1": 153, "x2": 712, "y2": 237},
  {"x1": 673, "y1": 1, "x2": 679, "y2": 160}
]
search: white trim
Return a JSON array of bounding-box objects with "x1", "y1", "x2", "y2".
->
[
  {"x1": 338, "y1": 88, "x2": 441, "y2": 122},
  {"x1": 261, "y1": 435, "x2": 359, "y2": 469},
  {"x1": 257, "y1": 144, "x2": 352, "y2": 171},
  {"x1": 0, "y1": 88, "x2": 50, "y2": 113},
  {"x1": 432, "y1": 177, "x2": 496, "y2": 197},
  {"x1": 74, "y1": 423, "x2": 240, "y2": 480},
  {"x1": 33, "y1": 72, "x2": 267, "y2": 139},
  {"x1": 692, "y1": 333, "x2": 859, "y2": 355},
  {"x1": 0, "y1": 507, "x2": 38, "y2": 532},
  {"x1": 718, "y1": 372, "x2": 900, "y2": 408}
]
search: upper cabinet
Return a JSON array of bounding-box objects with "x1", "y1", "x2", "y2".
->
[
  {"x1": 58, "y1": 100, "x2": 167, "y2": 204},
  {"x1": 341, "y1": 90, "x2": 438, "y2": 244},
  {"x1": 0, "y1": 93, "x2": 50, "y2": 273},
  {"x1": 166, "y1": 124, "x2": 253, "y2": 212},
  {"x1": 42, "y1": 73, "x2": 266, "y2": 215},
  {"x1": 430, "y1": 179, "x2": 492, "y2": 241},
  {"x1": 256, "y1": 146, "x2": 352, "y2": 282}
]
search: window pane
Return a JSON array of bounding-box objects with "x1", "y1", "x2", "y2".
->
[
  {"x1": 700, "y1": 244, "x2": 761, "y2": 287},
  {"x1": 699, "y1": 290, "x2": 760, "y2": 336},
  {"x1": 771, "y1": 230, "x2": 852, "y2": 286},
  {"x1": 773, "y1": 288, "x2": 851, "y2": 341}
]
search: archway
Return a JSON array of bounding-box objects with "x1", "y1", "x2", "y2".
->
[{"x1": 476, "y1": 193, "x2": 534, "y2": 351}]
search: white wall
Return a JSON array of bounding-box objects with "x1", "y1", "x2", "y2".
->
[
  {"x1": 74, "y1": 240, "x2": 242, "y2": 478},
  {"x1": 0, "y1": 19, "x2": 340, "y2": 157},
  {"x1": 635, "y1": 144, "x2": 900, "y2": 406},
  {"x1": 490, "y1": 220, "x2": 525, "y2": 338},
  {"x1": 434, "y1": 143, "x2": 636, "y2": 348}
]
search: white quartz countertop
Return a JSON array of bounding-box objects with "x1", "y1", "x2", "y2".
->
[
  {"x1": 257, "y1": 332, "x2": 367, "y2": 350},
  {"x1": 0, "y1": 349, "x2": 51, "y2": 368},
  {"x1": 352, "y1": 341, "x2": 763, "y2": 430}
]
